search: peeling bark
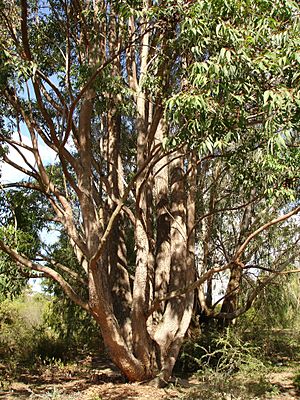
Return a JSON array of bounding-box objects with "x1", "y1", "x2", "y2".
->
[
  {"x1": 153, "y1": 151, "x2": 194, "y2": 383},
  {"x1": 89, "y1": 264, "x2": 145, "y2": 382},
  {"x1": 107, "y1": 109, "x2": 133, "y2": 347},
  {"x1": 153, "y1": 119, "x2": 170, "y2": 322}
]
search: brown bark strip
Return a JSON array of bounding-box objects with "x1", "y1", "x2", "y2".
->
[
  {"x1": 131, "y1": 11, "x2": 154, "y2": 373},
  {"x1": 153, "y1": 119, "x2": 170, "y2": 319},
  {"x1": 20, "y1": 0, "x2": 31, "y2": 59},
  {"x1": 88, "y1": 265, "x2": 145, "y2": 382},
  {"x1": 153, "y1": 150, "x2": 191, "y2": 383},
  {"x1": 106, "y1": 104, "x2": 132, "y2": 346}
]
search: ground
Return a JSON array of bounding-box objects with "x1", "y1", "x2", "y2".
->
[
  {"x1": 1, "y1": 357, "x2": 299, "y2": 400},
  {"x1": 268, "y1": 369, "x2": 299, "y2": 400}
]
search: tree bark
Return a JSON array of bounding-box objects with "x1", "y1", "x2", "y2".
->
[
  {"x1": 89, "y1": 264, "x2": 145, "y2": 381},
  {"x1": 153, "y1": 119, "x2": 170, "y2": 323},
  {"x1": 153, "y1": 150, "x2": 194, "y2": 384},
  {"x1": 220, "y1": 190, "x2": 255, "y2": 326},
  {"x1": 131, "y1": 18, "x2": 154, "y2": 376},
  {"x1": 107, "y1": 109, "x2": 132, "y2": 347}
]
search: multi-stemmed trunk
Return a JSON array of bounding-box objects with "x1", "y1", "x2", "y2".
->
[{"x1": 0, "y1": 0, "x2": 197, "y2": 384}]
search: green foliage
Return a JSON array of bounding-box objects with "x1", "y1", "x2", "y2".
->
[
  {"x1": 294, "y1": 371, "x2": 300, "y2": 390},
  {"x1": 0, "y1": 223, "x2": 38, "y2": 299},
  {"x1": 200, "y1": 330, "x2": 266, "y2": 375},
  {"x1": 241, "y1": 274, "x2": 300, "y2": 330},
  {"x1": 0, "y1": 290, "x2": 89, "y2": 367},
  {"x1": 173, "y1": 371, "x2": 279, "y2": 400},
  {"x1": 165, "y1": 0, "x2": 300, "y2": 199},
  {"x1": 178, "y1": 328, "x2": 265, "y2": 375},
  {"x1": 169, "y1": 0, "x2": 300, "y2": 138},
  {"x1": 176, "y1": 325, "x2": 300, "y2": 399},
  {"x1": 0, "y1": 188, "x2": 51, "y2": 298},
  {"x1": 0, "y1": 291, "x2": 49, "y2": 363},
  {"x1": 43, "y1": 235, "x2": 101, "y2": 351},
  {"x1": 44, "y1": 297, "x2": 101, "y2": 353},
  {"x1": 242, "y1": 326, "x2": 300, "y2": 363}
]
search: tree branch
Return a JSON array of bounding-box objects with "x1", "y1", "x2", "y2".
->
[
  {"x1": 39, "y1": 254, "x2": 88, "y2": 285},
  {"x1": 234, "y1": 205, "x2": 300, "y2": 261},
  {"x1": 20, "y1": 0, "x2": 31, "y2": 60},
  {"x1": 0, "y1": 239, "x2": 89, "y2": 311}
]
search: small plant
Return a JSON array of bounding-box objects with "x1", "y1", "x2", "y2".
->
[
  {"x1": 178, "y1": 328, "x2": 266, "y2": 376},
  {"x1": 294, "y1": 371, "x2": 300, "y2": 390},
  {"x1": 0, "y1": 377, "x2": 10, "y2": 391},
  {"x1": 88, "y1": 395, "x2": 103, "y2": 400},
  {"x1": 201, "y1": 329, "x2": 266, "y2": 375},
  {"x1": 42, "y1": 387, "x2": 62, "y2": 399}
]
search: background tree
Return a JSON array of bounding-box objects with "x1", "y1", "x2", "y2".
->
[
  {"x1": 0, "y1": 188, "x2": 49, "y2": 298},
  {"x1": 0, "y1": 0, "x2": 299, "y2": 384}
]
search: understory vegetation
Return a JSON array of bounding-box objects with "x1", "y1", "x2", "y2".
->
[
  {"x1": 1, "y1": 284, "x2": 300, "y2": 399},
  {"x1": 0, "y1": 290, "x2": 101, "y2": 369}
]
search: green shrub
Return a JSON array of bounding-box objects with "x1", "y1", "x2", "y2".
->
[
  {"x1": 174, "y1": 370, "x2": 279, "y2": 400},
  {"x1": 0, "y1": 292, "x2": 69, "y2": 366},
  {"x1": 43, "y1": 295, "x2": 102, "y2": 355},
  {"x1": 0, "y1": 299, "x2": 36, "y2": 362},
  {"x1": 32, "y1": 329, "x2": 69, "y2": 363},
  {"x1": 293, "y1": 371, "x2": 300, "y2": 390},
  {"x1": 177, "y1": 328, "x2": 266, "y2": 376}
]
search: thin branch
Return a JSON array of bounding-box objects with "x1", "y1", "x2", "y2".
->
[
  {"x1": 39, "y1": 254, "x2": 88, "y2": 285},
  {"x1": 0, "y1": 239, "x2": 89, "y2": 311},
  {"x1": 64, "y1": 23, "x2": 155, "y2": 146},
  {"x1": 90, "y1": 144, "x2": 161, "y2": 265},
  {"x1": 36, "y1": 69, "x2": 66, "y2": 107},
  {"x1": 234, "y1": 205, "x2": 300, "y2": 261},
  {"x1": 2, "y1": 154, "x2": 38, "y2": 180},
  {"x1": 147, "y1": 262, "x2": 233, "y2": 318},
  {"x1": 280, "y1": 268, "x2": 300, "y2": 274},
  {"x1": 213, "y1": 237, "x2": 300, "y2": 320},
  {"x1": 188, "y1": 196, "x2": 260, "y2": 241}
]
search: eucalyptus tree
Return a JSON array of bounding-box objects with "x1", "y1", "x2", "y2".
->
[
  {"x1": 0, "y1": 0, "x2": 299, "y2": 384},
  {"x1": 170, "y1": 0, "x2": 300, "y2": 325}
]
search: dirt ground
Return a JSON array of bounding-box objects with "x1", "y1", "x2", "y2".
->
[
  {"x1": 0, "y1": 359, "x2": 181, "y2": 400},
  {"x1": 1, "y1": 358, "x2": 299, "y2": 400},
  {"x1": 268, "y1": 369, "x2": 299, "y2": 400}
]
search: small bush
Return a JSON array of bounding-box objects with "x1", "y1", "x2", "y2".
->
[
  {"x1": 294, "y1": 371, "x2": 300, "y2": 390},
  {"x1": 175, "y1": 371, "x2": 279, "y2": 400},
  {"x1": 0, "y1": 293, "x2": 69, "y2": 367},
  {"x1": 177, "y1": 328, "x2": 265, "y2": 375},
  {"x1": 33, "y1": 329, "x2": 69, "y2": 363},
  {"x1": 0, "y1": 299, "x2": 36, "y2": 362}
]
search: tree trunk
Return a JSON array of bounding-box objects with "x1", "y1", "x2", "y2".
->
[
  {"x1": 153, "y1": 119, "x2": 170, "y2": 323},
  {"x1": 89, "y1": 263, "x2": 146, "y2": 381},
  {"x1": 220, "y1": 191, "x2": 255, "y2": 326},
  {"x1": 131, "y1": 22, "x2": 155, "y2": 375},
  {"x1": 153, "y1": 151, "x2": 194, "y2": 385},
  {"x1": 107, "y1": 109, "x2": 133, "y2": 347}
]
